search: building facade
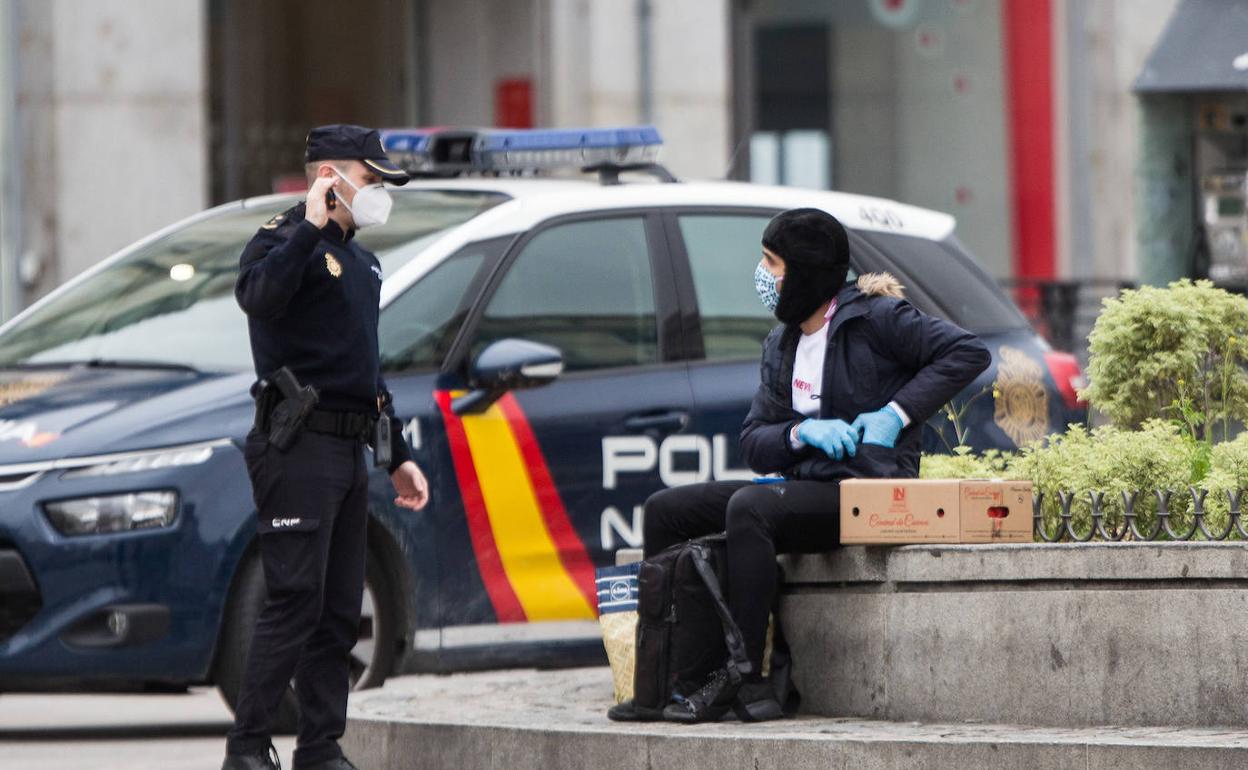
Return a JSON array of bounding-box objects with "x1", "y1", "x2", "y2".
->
[{"x1": 3, "y1": 0, "x2": 1239, "y2": 340}]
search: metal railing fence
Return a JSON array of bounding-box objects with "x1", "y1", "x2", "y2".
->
[{"x1": 1033, "y1": 487, "x2": 1248, "y2": 542}]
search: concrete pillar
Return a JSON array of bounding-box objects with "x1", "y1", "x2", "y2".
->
[
  {"x1": 0, "y1": 0, "x2": 19, "y2": 322},
  {"x1": 649, "y1": 0, "x2": 730, "y2": 180},
  {"x1": 425, "y1": 0, "x2": 542, "y2": 127},
  {"x1": 1070, "y1": 0, "x2": 1180, "y2": 283},
  {"x1": 15, "y1": 0, "x2": 208, "y2": 304},
  {"x1": 547, "y1": 0, "x2": 731, "y2": 181}
]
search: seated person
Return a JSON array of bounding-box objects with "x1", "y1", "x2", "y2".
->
[{"x1": 643, "y1": 208, "x2": 991, "y2": 722}]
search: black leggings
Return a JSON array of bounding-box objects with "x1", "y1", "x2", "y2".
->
[{"x1": 642, "y1": 479, "x2": 841, "y2": 675}]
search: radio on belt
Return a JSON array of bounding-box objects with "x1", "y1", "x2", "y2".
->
[{"x1": 372, "y1": 414, "x2": 391, "y2": 470}]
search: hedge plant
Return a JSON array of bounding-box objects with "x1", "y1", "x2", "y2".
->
[
  {"x1": 915, "y1": 280, "x2": 1248, "y2": 539},
  {"x1": 1080, "y1": 279, "x2": 1248, "y2": 442}
]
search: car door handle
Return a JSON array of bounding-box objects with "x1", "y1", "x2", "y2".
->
[{"x1": 624, "y1": 410, "x2": 689, "y2": 434}]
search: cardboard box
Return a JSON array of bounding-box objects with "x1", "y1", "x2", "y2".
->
[{"x1": 840, "y1": 478, "x2": 1033, "y2": 545}]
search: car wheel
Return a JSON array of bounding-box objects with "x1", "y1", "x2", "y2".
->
[
  {"x1": 351, "y1": 555, "x2": 397, "y2": 691},
  {"x1": 215, "y1": 548, "x2": 398, "y2": 733},
  {"x1": 214, "y1": 552, "x2": 300, "y2": 734}
]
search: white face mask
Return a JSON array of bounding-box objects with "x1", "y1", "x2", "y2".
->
[{"x1": 332, "y1": 168, "x2": 393, "y2": 229}]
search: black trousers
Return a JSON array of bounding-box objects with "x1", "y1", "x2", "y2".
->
[
  {"x1": 643, "y1": 480, "x2": 841, "y2": 674},
  {"x1": 227, "y1": 426, "x2": 368, "y2": 769}
]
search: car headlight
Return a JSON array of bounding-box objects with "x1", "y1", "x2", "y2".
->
[
  {"x1": 60, "y1": 442, "x2": 222, "y2": 479},
  {"x1": 43, "y1": 491, "x2": 179, "y2": 536}
]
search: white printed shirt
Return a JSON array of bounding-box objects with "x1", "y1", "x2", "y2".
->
[{"x1": 788, "y1": 300, "x2": 910, "y2": 448}]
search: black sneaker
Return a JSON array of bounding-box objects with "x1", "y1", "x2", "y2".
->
[
  {"x1": 732, "y1": 679, "x2": 784, "y2": 722},
  {"x1": 606, "y1": 698, "x2": 664, "y2": 722},
  {"x1": 221, "y1": 742, "x2": 281, "y2": 770},
  {"x1": 661, "y1": 668, "x2": 742, "y2": 723}
]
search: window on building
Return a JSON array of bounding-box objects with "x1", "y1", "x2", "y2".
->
[
  {"x1": 751, "y1": 23, "x2": 832, "y2": 190},
  {"x1": 736, "y1": 1, "x2": 1018, "y2": 278}
]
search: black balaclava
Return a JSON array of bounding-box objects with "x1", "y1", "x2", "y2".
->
[{"x1": 761, "y1": 208, "x2": 851, "y2": 325}]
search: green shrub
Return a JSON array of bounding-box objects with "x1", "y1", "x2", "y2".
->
[
  {"x1": 919, "y1": 446, "x2": 1013, "y2": 480},
  {"x1": 922, "y1": 274, "x2": 1248, "y2": 539},
  {"x1": 1081, "y1": 279, "x2": 1248, "y2": 441},
  {"x1": 1199, "y1": 432, "x2": 1248, "y2": 535},
  {"x1": 970, "y1": 421, "x2": 1197, "y2": 538}
]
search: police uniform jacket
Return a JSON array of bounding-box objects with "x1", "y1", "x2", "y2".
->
[{"x1": 235, "y1": 202, "x2": 413, "y2": 473}]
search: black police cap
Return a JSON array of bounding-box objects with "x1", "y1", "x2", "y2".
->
[{"x1": 305, "y1": 124, "x2": 410, "y2": 185}]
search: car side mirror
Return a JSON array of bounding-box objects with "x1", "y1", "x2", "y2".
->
[{"x1": 451, "y1": 339, "x2": 564, "y2": 415}]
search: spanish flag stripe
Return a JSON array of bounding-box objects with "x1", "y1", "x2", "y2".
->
[
  {"x1": 496, "y1": 394, "x2": 599, "y2": 613},
  {"x1": 456, "y1": 398, "x2": 595, "y2": 621},
  {"x1": 434, "y1": 391, "x2": 527, "y2": 623}
]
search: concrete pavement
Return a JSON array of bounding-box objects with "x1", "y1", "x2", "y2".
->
[
  {"x1": 0, "y1": 688, "x2": 294, "y2": 770},
  {"x1": 343, "y1": 667, "x2": 1248, "y2": 770},
  {"x1": 10, "y1": 662, "x2": 1248, "y2": 769}
]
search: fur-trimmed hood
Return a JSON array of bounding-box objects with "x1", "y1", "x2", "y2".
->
[{"x1": 855, "y1": 271, "x2": 905, "y2": 299}]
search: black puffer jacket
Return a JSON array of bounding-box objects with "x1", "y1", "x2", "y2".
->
[{"x1": 740, "y1": 273, "x2": 991, "y2": 481}]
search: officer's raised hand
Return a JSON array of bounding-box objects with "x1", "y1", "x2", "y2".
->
[
  {"x1": 392, "y1": 460, "x2": 429, "y2": 510},
  {"x1": 304, "y1": 174, "x2": 336, "y2": 229}
]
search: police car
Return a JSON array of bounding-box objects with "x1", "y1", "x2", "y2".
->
[{"x1": 0, "y1": 127, "x2": 1085, "y2": 725}]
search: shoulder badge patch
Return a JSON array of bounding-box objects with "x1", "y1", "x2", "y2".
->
[
  {"x1": 260, "y1": 212, "x2": 286, "y2": 230},
  {"x1": 325, "y1": 252, "x2": 343, "y2": 278}
]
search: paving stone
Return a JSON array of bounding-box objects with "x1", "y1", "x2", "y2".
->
[{"x1": 345, "y1": 667, "x2": 1248, "y2": 770}]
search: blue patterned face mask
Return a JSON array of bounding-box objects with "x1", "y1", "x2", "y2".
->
[{"x1": 754, "y1": 261, "x2": 781, "y2": 312}]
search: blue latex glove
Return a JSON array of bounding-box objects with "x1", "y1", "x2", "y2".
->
[
  {"x1": 796, "y1": 419, "x2": 858, "y2": 460},
  {"x1": 851, "y1": 407, "x2": 904, "y2": 448}
]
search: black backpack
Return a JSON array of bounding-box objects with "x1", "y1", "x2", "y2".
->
[{"x1": 631, "y1": 534, "x2": 798, "y2": 717}]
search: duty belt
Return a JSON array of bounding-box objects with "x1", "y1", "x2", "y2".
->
[
  {"x1": 256, "y1": 396, "x2": 373, "y2": 441},
  {"x1": 304, "y1": 409, "x2": 375, "y2": 441}
]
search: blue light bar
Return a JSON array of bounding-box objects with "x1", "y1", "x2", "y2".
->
[
  {"x1": 379, "y1": 126, "x2": 663, "y2": 177},
  {"x1": 378, "y1": 128, "x2": 453, "y2": 177},
  {"x1": 479, "y1": 126, "x2": 662, "y2": 172},
  {"x1": 382, "y1": 130, "x2": 435, "y2": 154}
]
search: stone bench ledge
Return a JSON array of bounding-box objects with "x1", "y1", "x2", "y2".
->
[
  {"x1": 779, "y1": 541, "x2": 1248, "y2": 728},
  {"x1": 781, "y1": 541, "x2": 1248, "y2": 585}
]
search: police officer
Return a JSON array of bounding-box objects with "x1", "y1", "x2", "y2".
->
[{"x1": 223, "y1": 125, "x2": 429, "y2": 770}]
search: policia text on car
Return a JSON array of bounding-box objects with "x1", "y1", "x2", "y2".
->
[{"x1": 222, "y1": 125, "x2": 430, "y2": 770}]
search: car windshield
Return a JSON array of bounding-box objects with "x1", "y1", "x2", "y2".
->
[
  {"x1": 856, "y1": 231, "x2": 1028, "y2": 334},
  {"x1": 0, "y1": 190, "x2": 508, "y2": 372}
]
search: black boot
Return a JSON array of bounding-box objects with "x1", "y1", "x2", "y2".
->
[
  {"x1": 606, "y1": 698, "x2": 664, "y2": 722},
  {"x1": 732, "y1": 678, "x2": 784, "y2": 722},
  {"x1": 221, "y1": 742, "x2": 281, "y2": 770},
  {"x1": 662, "y1": 668, "x2": 742, "y2": 723}
]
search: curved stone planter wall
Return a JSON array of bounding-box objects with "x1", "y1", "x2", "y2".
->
[{"x1": 780, "y1": 542, "x2": 1248, "y2": 728}]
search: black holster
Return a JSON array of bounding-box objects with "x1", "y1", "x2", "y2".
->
[
  {"x1": 253, "y1": 382, "x2": 278, "y2": 432},
  {"x1": 254, "y1": 368, "x2": 319, "y2": 451}
]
